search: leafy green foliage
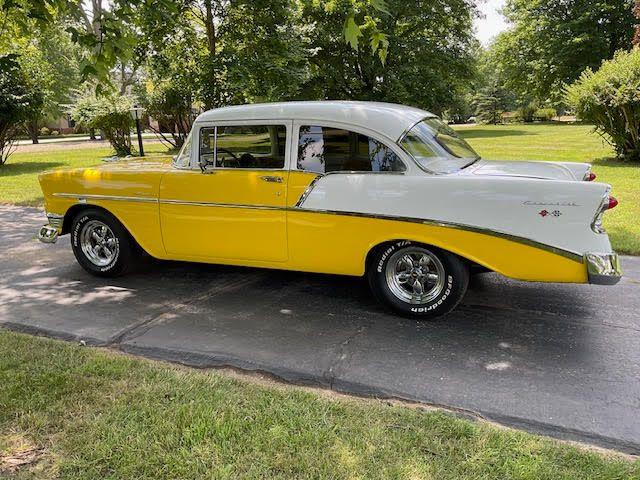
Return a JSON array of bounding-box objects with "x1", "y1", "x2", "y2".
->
[
  {"x1": 221, "y1": 0, "x2": 308, "y2": 104},
  {"x1": 491, "y1": 0, "x2": 636, "y2": 107},
  {"x1": 72, "y1": 96, "x2": 134, "y2": 156},
  {"x1": 0, "y1": 54, "x2": 43, "y2": 164},
  {"x1": 566, "y1": 48, "x2": 640, "y2": 162},
  {"x1": 139, "y1": 81, "x2": 193, "y2": 149},
  {"x1": 299, "y1": 0, "x2": 478, "y2": 115}
]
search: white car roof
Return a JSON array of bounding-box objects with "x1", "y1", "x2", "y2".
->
[{"x1": 194, "y1": 101, "x2": 435, "y2": 141}]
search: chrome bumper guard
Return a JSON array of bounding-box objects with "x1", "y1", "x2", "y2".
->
[
  {"x1": 38, "y1": 225, "x2": 59, "y2": 243},
  {"x1": 585, "y1": 252, "x2": 622, "y2": 285},
  {"x1": 37, "y1": 213, "x2": 63, "y2": 244}
]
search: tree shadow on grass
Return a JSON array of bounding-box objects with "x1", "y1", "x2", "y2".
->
[
  {"x1": 0, "y1": 162, "x2": 65, "y2": 177},
  {"x1": 456, "y1": 128, "x2": 534, "y2": 139}
]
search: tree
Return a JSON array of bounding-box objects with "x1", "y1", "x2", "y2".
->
[
  {"x1": 221, "y1": 0, "x2": 308, "y2": 104},
  {"x1": 566, "y1": 48, "x2": 640, "y2": 161},
  {"x1": 0, "y1": 55, "x2": 42, "y2": 165},
  {"x1": 299, "y1": 0, "x2": 478, "y2": 115},
  {"x1": 492, "y1": 0, "x2": 636, "y2": 106},
  {"x1": 473, "y1": 81, "x2": 509, "y2": 124},
  {"x1": 14, "y1": 25, "x2": 80, "y2": 143},
  {"x1": 139, "y1": 80, "x2": 194, "y2": 149}
]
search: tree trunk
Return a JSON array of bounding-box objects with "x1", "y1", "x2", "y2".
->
[
  {"x1": 203, "y1": 0, "x2": 217, "y2": 110},
  {"x1": 26, "y1": 119, "x2": 39, "y2": 144}
]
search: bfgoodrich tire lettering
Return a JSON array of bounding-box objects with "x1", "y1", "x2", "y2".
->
[
  {"x1": 367, "y1": 241, "x2": 469, "y2": 319},
  {"x1": 71, "y1": 208, "x2": 135, "y2": 277}
]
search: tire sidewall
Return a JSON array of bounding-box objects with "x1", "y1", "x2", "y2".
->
[
  {"x1": 369, "y1": 241, "x2": 468, "y2": 319},
  {"x1": 71, "y1": 210, "x2": 129, "y2": 276}
]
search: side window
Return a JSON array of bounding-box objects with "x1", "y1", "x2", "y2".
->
[
  {"x1": 297, "y1": 126, "x2": 406, "y2": 174},
  {"x1": 199, "y1": 125, "x2": 286, "y2": 169}
]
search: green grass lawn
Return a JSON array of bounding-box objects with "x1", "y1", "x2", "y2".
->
[
  {"x1": 0, "y1": 331, "x2": 637, "y2": 479},
  {"x1": 1, "y1": 124, "x2": 638, "y2": 254},
  {"x1": 0, "y1": 143, "x2": 171, "y2": 206},
  {"x1": 455, "y1": 123, "x2": 640, "y2": 255}
]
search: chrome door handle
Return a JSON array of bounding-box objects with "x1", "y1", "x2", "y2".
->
[{"x1": 260, "y1": 175, "x2": 284, "y2": 183}]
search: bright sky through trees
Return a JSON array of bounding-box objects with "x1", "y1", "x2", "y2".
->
[{"x1": 474, "y1": 0, "x2": 508, "y2": 45}]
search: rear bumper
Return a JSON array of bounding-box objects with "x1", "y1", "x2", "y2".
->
[{"x1": 585, "y1": 252, "x2": 622, "y2": 285}]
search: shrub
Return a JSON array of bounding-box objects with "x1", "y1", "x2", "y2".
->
[
  {"x1": 535, "y1": 108, "x2": 557, "y2": 121},
  {"x1": 516, "y1": 103, "x2": 536, "y2": 123},
  {"x1": 72, "y1": 96, "x2": 134, "y2": 156},
  {"x1": 50, "y1": 130, "x2": 59, "y2": 136},
  {"x1": 39, "y1": 126, "x2": 50, "y2": 136},
  {"x1": 566, "y1": 48, "x2": 640, "y2": 161}
]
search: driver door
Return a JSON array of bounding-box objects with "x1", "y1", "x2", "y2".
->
[{"x1": 159, "y1": 121, "x2": 291, "y2": 262}]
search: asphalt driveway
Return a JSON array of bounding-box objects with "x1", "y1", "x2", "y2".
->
[{"x1": 1, "y1": 205, "x2": 639, "y2": 454}]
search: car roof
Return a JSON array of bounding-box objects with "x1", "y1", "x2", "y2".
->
[{"x1": 194, "y1": 101, "x2": 435, "y2": 142}]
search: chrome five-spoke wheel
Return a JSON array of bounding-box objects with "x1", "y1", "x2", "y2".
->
[
  {"x1": 71, "y1": 209, "x2": 136, "y2": 277},
  {"x1": 80, "y1": 220, "x2": 120, "y2": 267},
  {"x1": 368, "y1": 241, "x2": 469, "y2": 319},
  {"x1": 385, "y1": 247, "x2": 445, "y2": 304}
]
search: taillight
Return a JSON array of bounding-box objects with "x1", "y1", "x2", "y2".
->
[
  {"x1": 592, "y1": 194, "x2": 618, "y2": 233},
  {"x1": 585, "y1": 172, "x2": 596, "y2": 181}
]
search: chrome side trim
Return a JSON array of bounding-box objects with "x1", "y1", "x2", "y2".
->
[
  {"x1": 293, "y1": 207, "x2": 584, "y2": 262},
  {"x1": 53, "y1": 193, "x2": 158, "y2": 203},
  {"x1": 585, "y1": 252, "x2": 622, "y2": 285},
  {"x1": 160, "y1": 199, "x2": 283, "y2": 210},
  {"x1": 49, "y1": 191, "x2": 584, "y2": 262},
  {"x1": 295, "y1": 173, "x2": 325, "y2": 207}
]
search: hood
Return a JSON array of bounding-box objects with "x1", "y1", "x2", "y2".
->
[{"x1": 465, "y1": 160, "x2": 591, "y2": 181}]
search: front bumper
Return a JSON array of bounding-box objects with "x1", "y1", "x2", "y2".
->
[
  {"x1": 585, "y1": 252, "x2": 622, "y2": 285},
  {"x1": 37, "y1": 213, "x2": 63, "y2": 244}
]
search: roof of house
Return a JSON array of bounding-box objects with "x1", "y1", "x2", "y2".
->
[{"x1": 195, "y1": 101, "x2": 435, "y2": 141}]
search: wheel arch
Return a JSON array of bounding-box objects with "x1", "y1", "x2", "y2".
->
[
  {"x1": 364, "y1": 238, "x2": 483, "y2": 274},
  {"x1": 62, "y1": 204, "x2": 145, "y2": 253}
]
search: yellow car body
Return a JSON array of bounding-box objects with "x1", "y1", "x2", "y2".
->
[{"x1": 39, "y1": 159, "x2": 589, "y2": 283}]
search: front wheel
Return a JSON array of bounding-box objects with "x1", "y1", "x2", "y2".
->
[
  {"x1": 367, "y1": 242, "x2": 469, "y2": 319},
  {"x1": 71, "y1": 209, "x2": 135, "y2": 277}
]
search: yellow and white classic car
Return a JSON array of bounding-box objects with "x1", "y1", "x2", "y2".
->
[{"x1": 38, "y1": 101, "x2": 621, "y2": 318}]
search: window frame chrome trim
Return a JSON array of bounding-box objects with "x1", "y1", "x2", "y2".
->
[{"x1": 197, "y1": 121, "x2": 291, "y2": 173}]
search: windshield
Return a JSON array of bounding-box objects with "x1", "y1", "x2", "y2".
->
[{"x1": 399, "y1": 117, "x2": 480, "y2": 174}]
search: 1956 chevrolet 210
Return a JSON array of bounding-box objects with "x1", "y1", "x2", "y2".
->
[{"x1": 37, "y1": 101, "x2": 622, "y2": 319}]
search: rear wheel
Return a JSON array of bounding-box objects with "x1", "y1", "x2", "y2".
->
[
  {"x1": 367, "y1": 241, "x2": 469, "y2": 319},
  {"x1": 71, "y1": 209, "x2": 135, "y2": 277}
]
